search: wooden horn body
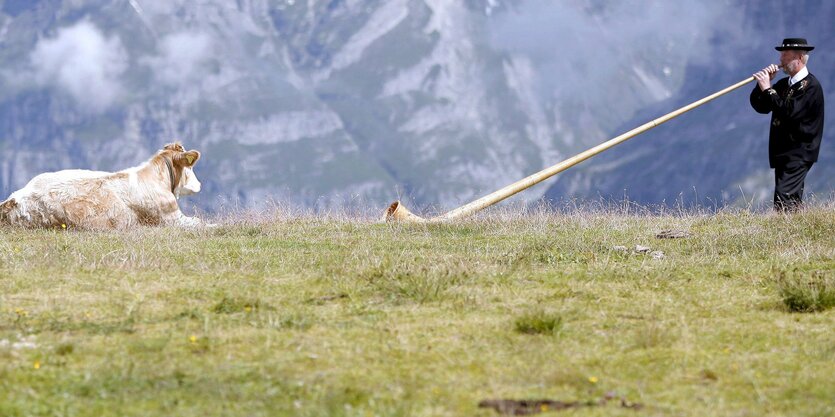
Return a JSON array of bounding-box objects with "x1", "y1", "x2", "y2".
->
[{"x1": 385, "y1": 74, "x2": 760, "y2": 223}]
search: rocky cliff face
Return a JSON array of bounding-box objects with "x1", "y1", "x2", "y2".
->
[{"x1": 0, "y1": 1, "x2": 831, "y2": 213}]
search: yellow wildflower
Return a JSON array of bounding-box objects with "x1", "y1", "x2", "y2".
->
[
  {"x1": 61, "y1": 224, "x2": 67, "y2": 229},
  {"x1": 588, "y1": 376, "x2": 598, "y2": 384},
  {"x1": 540, "y1": 404, "x2": 549, "y2": 412},
  {"x1": 189, "y1": 335, "x2": 198, "y2": 344},
  {"x1": 33, "y1": 361, "x2": 41, "y2": 369}
]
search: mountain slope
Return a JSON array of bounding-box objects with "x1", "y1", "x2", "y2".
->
[{"x1": 0, "y1": 1, "x2": 831, "y2": 212}]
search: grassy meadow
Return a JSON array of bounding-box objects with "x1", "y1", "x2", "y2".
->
[{"x1": 1, "y1": 204, "x2": 834, "y2": 416}]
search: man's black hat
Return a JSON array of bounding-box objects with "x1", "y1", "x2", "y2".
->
[{"x1": 775, "y1": 38, "x2": 814, "y2": 51}]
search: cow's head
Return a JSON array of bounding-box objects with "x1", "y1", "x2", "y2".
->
[{"x1": 162, "y1": 143, "x2": 202, "y2": 197}]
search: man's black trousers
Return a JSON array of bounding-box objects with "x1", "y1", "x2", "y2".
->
[{"x1": 774, "y1": 161, "x2": 814, "y2": 211}]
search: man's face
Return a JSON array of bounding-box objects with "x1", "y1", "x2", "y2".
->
[{"x1": 780, "y1": 50, "x2": 804, "y2": 74}]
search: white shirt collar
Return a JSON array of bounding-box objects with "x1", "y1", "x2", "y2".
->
[{"x1": 789, "y1": 66, "x2": 808, "y2": 87}]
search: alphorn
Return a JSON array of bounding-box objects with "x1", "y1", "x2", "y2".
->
[{"x1": 385, "y1": 70, "x2": 773, "y2": 222}]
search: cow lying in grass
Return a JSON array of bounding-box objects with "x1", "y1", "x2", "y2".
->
[{"x1": 0, "y1": 143, "x2": 208, "y2": 230}]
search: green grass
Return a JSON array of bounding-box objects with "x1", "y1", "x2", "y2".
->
[
  {"x1": 514, "y1": 310, "x2": 563, "y2": 335},
  {"x1": 776, "y1": 270, "x2": 835, "y2": 313},
  {"x1": 1, "y1": 207, "x2": 834, "y2": 416}
]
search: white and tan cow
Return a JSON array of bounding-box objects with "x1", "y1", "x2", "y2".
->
[{"x1": 0, "y1": 143, "x2": 207, "y2": 230}]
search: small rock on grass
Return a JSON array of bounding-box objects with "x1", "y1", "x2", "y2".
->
[
  {"x1": 612, "y1": 245, "x2": 665, "y2": 259},
  {"x1": 656, "y1": 229, "x2": 691, "y2": 239}
]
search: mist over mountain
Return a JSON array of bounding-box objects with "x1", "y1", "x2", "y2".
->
[{"x1": 0, "y1": 0, "x2": 832, "y2": 214}]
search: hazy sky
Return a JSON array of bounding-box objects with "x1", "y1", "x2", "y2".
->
[{"x1": 487, "y1": 1, "x2": 753, "y2": 98}]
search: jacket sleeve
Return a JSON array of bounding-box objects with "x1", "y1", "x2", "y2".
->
[{"x1": 749, "y1": 86, "x2": 772, "y2": 114}]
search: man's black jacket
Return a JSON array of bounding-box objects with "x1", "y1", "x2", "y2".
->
[{"x1": 750, "y1": 73, "x2": 825, "y2": 168}]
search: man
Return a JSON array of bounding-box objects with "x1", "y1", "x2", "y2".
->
[{"x1": 750, "y1": 38, "x2": 825, "y2": 212}]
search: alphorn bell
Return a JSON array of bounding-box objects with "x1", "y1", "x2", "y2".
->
[{"x1": 385, "y1": 67, "x2": 778, "y2": 223}]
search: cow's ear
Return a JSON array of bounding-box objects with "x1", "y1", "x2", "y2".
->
[{"x1": 175, "y1": 150, "x2": 200, "y2": 167}]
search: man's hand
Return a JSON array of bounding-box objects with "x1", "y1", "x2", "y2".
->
[{"x1": 753, "y1": 64, "x2": 779, "y2": 91}]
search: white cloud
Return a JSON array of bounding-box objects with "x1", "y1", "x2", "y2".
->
[
  {"x1": 144, "y1": 31, "x2": 214, "y2": 86},
  {"x1": 30, "y1": 20, "x2": 128, "y2": 112}
]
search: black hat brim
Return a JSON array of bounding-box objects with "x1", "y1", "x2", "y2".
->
[{"x1": 775, "y1": 45, "x2": 814, "y2": 51}]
